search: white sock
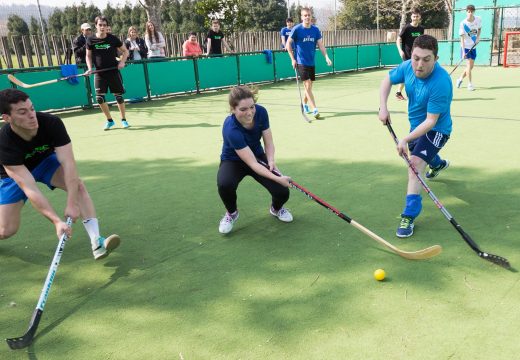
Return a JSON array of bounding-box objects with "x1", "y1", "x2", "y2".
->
[{"x1": 83, "y1": 218, "x2": 100, "y2": 247}]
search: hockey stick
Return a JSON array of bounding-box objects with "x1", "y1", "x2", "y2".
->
[
  {"x1": 386, "y1": 123, "x2": 511, "y2": 269},
  {"x1": 6, "y1": 217, "x2": 72, "y2": 350},
  {"x1": 259, "y1": 160, "x2": 442, "y2": 260},
  {"x1": 449, "y1": 40, "x2": 477, "y2": 76},
  {"x1": 294, "y1": 68, "x2": 312, "y2": 123},
  {"x1": 7, "y1": 67, "x2": 118, "y2": 89}
]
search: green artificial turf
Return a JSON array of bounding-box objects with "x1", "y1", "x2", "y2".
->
[{"x1": 0, "y1": 66, "x2": 519, "y2": 359}]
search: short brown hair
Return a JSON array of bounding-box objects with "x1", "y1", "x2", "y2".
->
[
  {"x1": 466, "y1": 5, "x2": 475, "y2": 11},
  {"x1": 228, "y1": 85, "x2": 258, "y2": 111},
  {"x1": 412, "y1": 34, "x2": 438, "y2": 57}
]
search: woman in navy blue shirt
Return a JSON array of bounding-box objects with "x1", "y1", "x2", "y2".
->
[{"x1": 217, "y1": 86, "x2": 293, "y2": 234}]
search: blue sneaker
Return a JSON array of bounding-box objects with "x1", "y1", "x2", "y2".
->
[
  {"x1": 303, "y1": 104, "x2": 311, "y2": 114},
  {"x1": 92, "y1": 234, "x2": 121, "y2": 260},
  {"x1": 104, "y1": 120, "x2": 115, "y2": 131},
  {"x1": 396, "y1": 216, "x2": 414, "y2": 238},
  {"x1": 122, "y1": 120, "x2": 130, "y2": 128},
  {"x1": 426, "y1": 160, "x2": 450, "y2": 179}
]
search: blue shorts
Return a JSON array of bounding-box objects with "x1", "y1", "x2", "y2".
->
[
  {"x1": 408, "y1": 131, "x2": 449, "y2": 164},
  {"x1": 0, "y1": 153, "x2": 61, "y2": 205},
  {"x1": 463, "y1": 48, "x2": 477, "y2": 60}
]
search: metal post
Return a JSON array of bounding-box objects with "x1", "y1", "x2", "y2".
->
[
  {"x1": 36, "y1": 0, "x2": 52, "y2": 66},
  {"x1": 287, "y1": 0, "x2": 290, "y2": 18},
  {"x1": 376, "y1": 0, "x2": 380, "y2": 31}
]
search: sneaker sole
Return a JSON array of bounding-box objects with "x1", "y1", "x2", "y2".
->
[{"x1": 104, "y1": 234, "x2": 121, "y2": 251}]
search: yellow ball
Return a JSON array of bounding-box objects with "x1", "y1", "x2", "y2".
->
[{"x1": 374, "y1": 269, "x2": 386, "y2": 281}]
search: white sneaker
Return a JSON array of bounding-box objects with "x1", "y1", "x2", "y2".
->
[
  {"x1": 467, "y1": 83, "x2": 475, "y2": 91},
  {"x1": 270, "y1": 206, "x2": 293, "y2": 222},
  {"x1": 219, "y1": 211, "x2": 239, "y2": 234},
  {"x1": 456, "y1": 78, "x2": 463, "y2": 88},
  {"x1": 92, "y1": 234, "x2": 121, "y2": 260}
]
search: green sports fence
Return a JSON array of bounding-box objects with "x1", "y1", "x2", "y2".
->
[{"x1": 0, "y1": 39, "x2": 491, "y2": 112}]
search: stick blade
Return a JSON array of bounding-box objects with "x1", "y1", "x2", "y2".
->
[
  {"x1": 7, "y1": 74, "x2": 29, "y2": 88},
  {"x1": 6, "y1": 333, "x2": 35, "y2": 350},
  {"x1": 479, "y1": 252, "x2": 512, "y2": 270},
  {"x1": 6, "y1": 309, "x2": 42, "y2": 350},
  {"x1": 300, "y1": 106, "x2": 312, "y2": 123},
  {"x1": 398, "y1": 244, "x2": 443, "y2": 260}
]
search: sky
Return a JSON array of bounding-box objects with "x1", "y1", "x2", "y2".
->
[{"x1": 1, "y1": 0, "x2": 339, "y2": 9}]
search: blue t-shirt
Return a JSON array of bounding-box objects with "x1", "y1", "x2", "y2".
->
[
  {"x1": 389, "y1": 61, "x2": 453, "y2": 135},
  {"x1": 289, "y1": 24, "x2": 322, "y2": 66},
  {"x1": 220, "y1": 104, "x2": 270, "y2": 161},
  {"x1": 280, "y1": 26, "x2": 292, "y2": 48}
]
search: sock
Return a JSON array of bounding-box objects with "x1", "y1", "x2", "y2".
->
[
  {"x1": 402, "y1": 194, "x2": 422, "y2": 218},
  {"x1": 429, "y1": 155, "x2": 442, "y2": 169},
  {"x1": 121, "y1": 118, "x2": 126, "y2": 121},
  {"x1": 83, "y1": 218, "x2": 100, "y2": 248},
  {"x1": 107, "y1": 118, "x2": 114, "y2": 123}
]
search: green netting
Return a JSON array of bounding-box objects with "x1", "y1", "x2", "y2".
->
[
  {"x1": 380, "y1": 44, "x2": 402, "y2": 66},
  {"x1": 438, "y1": 41, "x2": 455, "y2": 65},
  {"x1": 197, "y1": 56, "x2": 238, "y2": 89},
  {"x1": 239, "y1": 53, "x2": 275, "y2": 83},
  {"x1": 453, "y1": 8, "x2": 493, "y2": 39},
  {"x1": 334, "y1": 46, "x2": 357, "y2": 72},
  {"x1": 358, "y1": 45, "x2": 380, "y2": 68},
  {"x1": 16, "y1": 69, "x2": 90, "y2": 111},
  {"x1": 0, "y1": 74, "x2": 13, "y2": 90},
  {"x1": 147, "y1": 60, "x2": 197, "y2": 96},
  {"x1": 316, "y1": 48, "x2": 334, "y2": 74},
  {"x1": 274, "y1": 51, "x2": 294, "y2": 80}
]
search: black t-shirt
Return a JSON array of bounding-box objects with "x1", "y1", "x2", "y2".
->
[
  {"x1": 399, "y1": 24, "x2": 425, "y2": 58},
  {"x1": 86, "y1": 33, "x2": 122, "y2": 69},
  {"x1": 0, "y1": 112, "x2": 71, "y2": 179},
  {"x1": 206, "y1": 30, "x2": 224, "y2": 54}
]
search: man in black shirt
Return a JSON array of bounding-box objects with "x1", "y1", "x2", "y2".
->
[
  {"x1": 206, "y1": 19, "x2": 233, "y2": 56},
  {"x1": 395, "y1": 8, "x2": 424, "y2": 100},
  {"x1": 72, "y1": 23, "x2": 92, "y2": 64},
  {"x1": 86, "y1": 15, "x2": 130, "y2": 130},
  {"x1": 0, "y1": 89, "x2": 121, "y2": 260}
]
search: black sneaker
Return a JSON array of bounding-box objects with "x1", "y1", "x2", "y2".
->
[
  {"x1": 396, "y1": 216, "x2": 414, "y2": 238},
  {"x1": 395, "y1": 92, "x2": 406, "y2": 101},
  {"x1": 426, "y1": 160, "x2": 450, "y2": 179}
]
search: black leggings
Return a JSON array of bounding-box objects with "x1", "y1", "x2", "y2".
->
[{"x1": 217, "y1": 158, "x2": 290, "y2": 214}]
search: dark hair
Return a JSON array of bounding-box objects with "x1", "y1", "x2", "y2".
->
[
  {"x1": 145, "y1": 21, "x2": 160, "y2": 43},
  {"x1": 411, "y1": 7, "x2": 421, "y2": 15},
  {"x1": 466, "y1": 4, "x2": 475, "y2": 11},
  {"x1": 228, "y1": 85, "x2": 258, "y2": 111},
  {"x1": 95, "y1": 16, "x2": 110, "y2": 26},
  {"x1": 0, "y1": 88, "x2": 29, "y2": 115},
  {"x1": 286, "y1": 18, "x2": 293, "y2": 22},
  {"x1": 211, "y1": 19, "x2": 220, "y2": 25},
  {"x1": 412, "y1": 34, "x2": 438, "y2": 57},
  {"x1": 189, "y1": 32, "x2": 197, "y2": 37}
]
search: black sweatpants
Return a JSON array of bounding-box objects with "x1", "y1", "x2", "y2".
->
[{"x1": 217, "y1": 157, "x2": 290, "y2": 214}]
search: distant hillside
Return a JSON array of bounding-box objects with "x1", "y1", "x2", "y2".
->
[{"x1": 0, "y1": 4, "x2": 56, "y2": 36}]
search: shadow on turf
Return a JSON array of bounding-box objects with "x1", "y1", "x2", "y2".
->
[{"x1": 2, "y1": 158, "x2": 518, "y2": 353}]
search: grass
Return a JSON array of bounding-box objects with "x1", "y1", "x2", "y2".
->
[{"x1": 0, "y1": 66, "x2": 519, "y2": 359}]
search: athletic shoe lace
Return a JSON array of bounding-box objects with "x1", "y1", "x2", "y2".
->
[{"x1": 399, "y1": 217, "x2": 412, "y2": 229}]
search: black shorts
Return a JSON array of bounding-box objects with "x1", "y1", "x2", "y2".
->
[
  {"x1": 409, "y1": 130, "x2": 450, "y2": 164},
  {"x1": 296, "y1": 64, "x2": 315, "y2": 81},
  {"x1": 95, "y1": 70, "x2": 125, "y2": 94}
]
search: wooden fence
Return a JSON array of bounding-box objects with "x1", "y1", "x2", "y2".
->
[{"x1": 0, "y1": 29, "x2": 447, "y2": 70}]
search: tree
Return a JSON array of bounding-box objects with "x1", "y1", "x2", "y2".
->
[
  {"x1": 236, "y1": 0, "x2": 287, "y2": 31},
  {"x1": 29, "y1": 16, "x2": 41, "y2": 35},
  {"x1": 7, "y1": 14, "x2": 30, "y2": 37},
  {"x1": 337, "y1": 0, "x2": 448, "y2": 30},
  {"x1": 138, "y1": 0, "x2": 163, "y2": 31},
  {"x1": 195, "y1": 0, "x2": 241, "y2": 33}
]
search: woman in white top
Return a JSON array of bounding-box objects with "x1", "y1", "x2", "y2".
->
[{"x1": 145, "y1": 21, "x2": 166, "y2": 58}]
